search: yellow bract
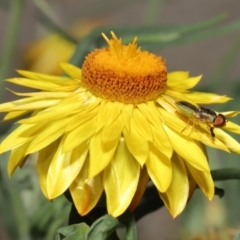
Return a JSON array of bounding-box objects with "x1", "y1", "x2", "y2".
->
[{"x1": 0, "y1": 32, "x2": 240, "y2": 218}]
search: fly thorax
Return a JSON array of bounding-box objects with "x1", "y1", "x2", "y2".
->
[{"x1": 198, "y1": 107, "x2": 217, "y2": 122}]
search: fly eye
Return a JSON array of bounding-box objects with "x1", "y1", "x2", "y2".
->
[{"x1": 213, "y1": 114, "x2": 226, "y2": 127}]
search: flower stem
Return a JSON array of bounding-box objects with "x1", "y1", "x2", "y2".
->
[
  {"x1": 0, "y1": 0, "x2": 24, "y2": 102},
  {"x1": 211, "y1": 168, "x2": 240, "y2": 181}
]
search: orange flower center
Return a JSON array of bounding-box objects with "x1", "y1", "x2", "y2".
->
[{"x1": 81, "y1": 32, "x2": 167, "y2": 104}]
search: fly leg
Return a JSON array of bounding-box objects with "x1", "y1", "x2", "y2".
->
[
  {"x1": 181, "y1": 117, "x2": 192, "y2": 135},
  {"x1": 210, "y1": 127, "x2": 215, "y2": 137},
  {"x1": 181, "y1": 118, "x2": 196, "y2": 137},
  {"x1": 206, "y1": 123, "x2": 215, "y2": 140},
  {"x1": 187, "y1": 119, "x2": 197, "y2": 137},
  {"x1": 180, "y1": 117, "x2": 188, "y2": 133}
]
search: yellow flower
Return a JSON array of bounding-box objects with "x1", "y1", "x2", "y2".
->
[
  {"x1": 1, "y1": 32, "x2": 240, "y2": 218},
  {"x1": 25, "y1": 34, "x2": 75, "y2": 75}
]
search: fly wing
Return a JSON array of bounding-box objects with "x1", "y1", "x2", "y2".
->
[{"x1": 175, "y1": 101, "x2": 198, "y2": 117}]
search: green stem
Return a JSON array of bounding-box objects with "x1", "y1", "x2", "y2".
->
[
  {"x1": 0, "y1": 0, "x2": 24, "y2": 102},
  {"x1": 211, "y1": 168, "x2": 240, "y2": 181}
]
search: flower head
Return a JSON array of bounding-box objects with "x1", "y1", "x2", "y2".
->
[{"x1": 1, "y1": 32, "x2": 240, "y2": 218}]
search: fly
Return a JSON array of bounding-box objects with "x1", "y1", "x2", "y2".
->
[{"x1": 175, "y1": 101, "x2": 227, "y2": 137}]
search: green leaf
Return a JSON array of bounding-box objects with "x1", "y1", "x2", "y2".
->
[
  {"x1": 147, "y1": 18, "x2": 240, "y2": 51},
  {"x1": 54, "y1": 223, "x2": 89, "y2": 240},
  {"x1": 85, "y1": 214, "x2": 119, "y2": 240},
  {"x1": 69, "y1": 14, "x2": 227, "y2": 67},
  {"x1": 118, "y1": 211, "x2": 137, "y2": 240}
]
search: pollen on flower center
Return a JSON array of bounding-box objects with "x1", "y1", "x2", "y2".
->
[{"x1": 81, "y1": 31, "x2": 167, "y2": 104}]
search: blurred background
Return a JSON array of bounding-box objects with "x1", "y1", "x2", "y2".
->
[{"x1": 0, "y1": 0, "x2": 240, "y2": 239}]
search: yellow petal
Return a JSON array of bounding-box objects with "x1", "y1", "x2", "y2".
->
[
  {"x1": 167, "y1": 71, "x2": 189, "y2": 82},
  {"x1": 185, "y1": 160, "x2": 214, "y2": 200},
  {"x1": 215, "y1": 128, "x2": 240, "y2": 154},
  {"x1": 65, "y1": 108, "x2": 98, "y2": 132},
  {"x1": 131, "y1": 108, "x2": 153, "y2": 141},
  {"x1": 59, "y1": 62, "x2": 82, "y2": 80},
  {"x1": 121, "y1": 104, "x2": 133, "y2": 132},
  {"x1": 221, "y1": 111, "x2": 240, "y2": 117},
  {"x1": 151, "y1": 126, "x2": 173, "y2": 159},
  {"x1": 123, "y1": 124, "x2": 149, "y2": 166},
  {"x1": 10, "y1": 75, "x2": 79, "y2": 90},
  {"x1": 3, "y1": 110, "x2": 29, "y2": 121},
  {"x1": 146, "y1": 143, "x2": 172, "y2": 192},
  {"x1": 168, "y1": 75, "x2": 202, "y2": 90},
  {"x1": 96, "y1": 101, "x2": 112, "y2": 132},
  {"x1": 187, "y1": 170, "x2": 197, "y2": 200},
  {"x1": 47, "y1": 141, "x2": 88, "y2": 199},
  {"x1": 138, "y1": 102, "x2": 162, "y2": 128},
  {"x1": 70, "y1": 158, "x2": 103, "y2": 216},
  {"x1": 8, "y1": 142, "x2": 30, "y2": 176},
  {"x1": 108, "y1": 102, "x2": 123, "y2": 123},
  {"x1": 224, "y1": 121, "x2": 240, "y2": 134},
  {"x1": 104, "y1": 138, "x2": 140, "y2": 217},
  {"x1": 38, "y1": 140, "x2": 59, "y2": 198},
  {"x1": 129, "y1": 166, "x2": 149, "y2": 212},
  {"x1": 97, "y1": 101, "x2": 123, "y2": 143},
  {"x1": 26, "y1": 117, "x2": 72, "y2": 154},
  {"x1": 0, "y1": 96, "x2": 59, "y2": 112},
  {"x1": 89, "y1": 131, "x2": 119, "y2": 178},
  {"x1": 159, "y1": 153, "x2": 189, "y2": 218},
  {"x1": 183, "y1": 92, "x2": 232, "y2": 104},
  {"x1": 16, "y1": 70, "x2": 71, "y2": 84},
  {"x1": 19, "y1": 93, "x2": 88, "y2": 124},
  {"x1": 62, "y1": 117, "x2": 96, "y2": 153},
  {"x1": 53, "y1": 84, "x2": 80, "y2": 92},
  {"x1": 164, "y1": 125, "x2": 210, "y2": 172},
  {"x1": 138, "y1": 102, "x2": 173, "y2": 159},
  {"x1": 164, "y1": 89, "x2": 196, "y2": 103},
  {"x1": 8, "y1": 89, "x2": 71, "y2": 98},
  {"x1": 157, "y1": 96, "x2": 176, "y2": 114},
  {"x1": 101, "y1": 115, "x2": 123, "y2": 143},
  {"x1": 7, "y1": 78, "x2": 65, "y2": 91},
  {"x1": 0, "y1": 123, "x2": 44, "y2": 154}
]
